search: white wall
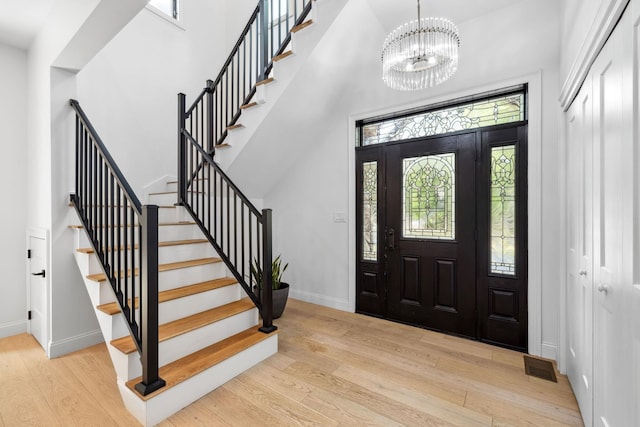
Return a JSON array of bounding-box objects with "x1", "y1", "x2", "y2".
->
[
  {"x1": 26, "y1": 0, "x2": 148, "y2": 356},
  {"x1": 0, "y1": 42, "x2": 28, "y2": 338},
  {"x1": 255, "y1": 0, "x2": 562, "y2": 357},
  {"x1": 75, "y1": 0, "x2": 256, "y2": 197}
]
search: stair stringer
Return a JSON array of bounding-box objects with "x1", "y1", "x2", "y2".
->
[{"x1": 216, "y1": 0, "x2": 349, "y2": 171}]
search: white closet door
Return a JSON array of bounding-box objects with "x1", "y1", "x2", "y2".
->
[
  {"x1": 566, "y1": 79, "x2": 594, "y2": 427},
  {"x1": 591, "y1": 9, "x2": 634, "y2": 427}
]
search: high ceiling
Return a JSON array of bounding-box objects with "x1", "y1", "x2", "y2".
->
[
  {"x1": 0, "y1": 0, "x2": 55, "y2": 49},
  {"x1": 0, "y1": 0, "x2": 527, "y2": 51},
  {"x1": 365, "y1": 0, "x2": 526, "y2": 32}
]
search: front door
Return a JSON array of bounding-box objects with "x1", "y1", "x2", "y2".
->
[
  {"x1": 356, "y1": 122, "x2": 528, "y2": 350},
  {"x1": 385, "y1": 133, "x2": 477, "y2": 337}
]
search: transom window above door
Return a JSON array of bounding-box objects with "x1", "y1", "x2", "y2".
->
[{"x1": 356, "y1": 87, "x2": 526, "y2": 147}]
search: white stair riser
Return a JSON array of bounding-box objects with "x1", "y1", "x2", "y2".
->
[
  {"x1": 73, "y1": 223, "x2": 202, "y2": 246},
  {"x1": 81, "y1": 243, "x2": 216, "y2": 276},
  {"x1": 159, "y1": 262, "x2": 227, "y2": 292},
  {"x1": 113, "y1": 308, "x2": 259, "y2": 380},
  {"x1": 148, "y1": 193, "x2": 179, "y2": 206},
  {"x1": 104, "y1": 282, "x2": 242, "y2": 329},
  {"x1": 119, "y1": 334, "x2": 278, "y2": 427},
  {"x1": 96, "y1": 310, "x2": 130, "y2": 342},
  {"x1": 86, "y1": 261, "x2": 227, "y2": 296},
  {"x1": 158, "y1": 283, "x2": 242, "y2": 324}
]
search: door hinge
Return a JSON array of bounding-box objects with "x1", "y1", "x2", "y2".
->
[
  {"x1": 28, "y1": 311, "x2": 32, "y2": 320},
  {"x1": 27, "y1": 249, "x2": 31, "y2": 259}
]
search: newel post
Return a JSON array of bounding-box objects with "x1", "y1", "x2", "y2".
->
[
  {"x1": 177, "y1": 93, "x2": 187, "y2": 205},
  {"x1": 259, "y1": 208, "x2": 277, "y2": 333},
  {"x1": 135, "y1": 205, "x2": 166, "y2": 396}
]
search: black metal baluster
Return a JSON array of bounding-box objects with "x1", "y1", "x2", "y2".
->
[
  {"x1": 117, "y1": 188, "x2": 122, "y2": 300},
  {"x1": 234, "y1": 193, "x2": 238, "y2": 267},
  {"x1": 123, "y1": 198, "x2": 129, "y2": 322},
  {"x1": 241, "y1": 204, "x2": 245, "y2": 282},
  {"x1": 226, "y1": 182, "x2": 230, "y2": 256},
  {"x1": 110, "y1": 174, "x2": 115, "y2": 280}
]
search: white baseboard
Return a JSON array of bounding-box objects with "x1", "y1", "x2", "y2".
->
[
  {"x1": 289, "y1": 290, "x2": 350, "y2": 312},
  {"x1": 540, "y1": 341, "x2": 558, "y2": 362},
  {"x1": 48, "y1": 329, "x2": 104, "y2": 358},
  {"x1": 0, "y1": 320, "x2": 27, "y2": 339}
]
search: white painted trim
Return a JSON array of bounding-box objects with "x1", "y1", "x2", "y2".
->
[
  {"x1": 289, "y1": 291, "x2": 350, "y2": 312},
  {"x1": 559, "y1": 0, "x2": 629, "y2": 111},
  {"x1": 0, "y1": 320, "x2": 28, "y2": 339},
  {"x1": 558, "y1": 101, "x2": 569, "y2": 374},
  {"x1": 348, "y1": 71, "x2": 544, "y2": 357},
  {"x1": 541, "y1": 341, "x2": 559, "y2": 361},
  {"x1": 48, "y1": 329, "x2": 104, "y2": 359}
]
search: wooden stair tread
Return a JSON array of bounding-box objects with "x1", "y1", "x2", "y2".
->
[
  {"x1": 291, "y1": 19, "x2": 313, "y2": 33},
  {"x1": 126, "y1": 326, "x2": 277, "y2": 400},
  {"x1": 77, "y1": 239, "x2": 208, "y2": 254},
  {"x1": 216, "y1": 142, "x2": 231, "y2": 148},
  {"x1": 273, "y1": 50, "x2": 293, "y2": 62},
  {"x1": 111, "y1": 299, "x2": 256, "y2": 354},
  {"x1": 240, "y1": 102, "x2": 258, "y2": 110},
  {"x1": 255, "y1": 77, "x2": 275, "y2": 87},
  {"x1": 96, "y1": 277, "x2": 238, "y2": 315},
  {"x1": 226, "y1": 124, "x2": 244, "y2": 131},
  {"x1": 86, "y1": 257, "x2": 221, "y2": 282}
]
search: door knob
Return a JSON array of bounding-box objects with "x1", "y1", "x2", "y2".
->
[
  {"x1": 597, "y1": 283, "x2": 609, "y2": 294},
  {"x1": 579, "y1": 270, "x2": 587, "y2": 276},
  {"x1": 32, "y1": 270, "x2": 45, "y2": 278}
]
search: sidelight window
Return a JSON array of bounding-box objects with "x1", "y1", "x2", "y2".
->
[
  {"x1": 490, "y1": 145, "x2": 517, "y2": 275},
  {"x1": 362, "y1": 162, "x2": 378, "y2": 261}
]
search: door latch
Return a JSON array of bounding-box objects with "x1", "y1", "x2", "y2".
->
[{"x1": 386, "y1": 228, "x2": 395, "y2": 251}]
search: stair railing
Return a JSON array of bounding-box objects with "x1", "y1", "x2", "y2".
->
[
  {"x1": 184, "y1": 0, "x2": 313, "y2": 152},
  {"x1": 70, "y1": 100, "x2": 165, "y2": 396},
  {"x1": 177, "y1": 0, "x2": 313, "y2": 332}
]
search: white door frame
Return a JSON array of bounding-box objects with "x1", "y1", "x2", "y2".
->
[
  {"x1": 348, "y1": 71, "x2": 544, "y2": 356},
  {"x1": 26, "y1": 227, "x2": 50, "y2": 356}
]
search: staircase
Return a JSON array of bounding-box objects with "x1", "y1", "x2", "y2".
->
[
  {"x1": 68, "y1": 0, "x2": 344, "y2": 425},
  {"x1": 71, "y1": 182, "x2": 278, "y2": 426}
]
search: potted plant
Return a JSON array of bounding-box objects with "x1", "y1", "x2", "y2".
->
[{"x1": 251, "y1": 255, "x2": 289, "y2": 319}]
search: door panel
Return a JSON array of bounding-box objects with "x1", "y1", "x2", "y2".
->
[
  {"x1": 385, "y1": 133, "x2": 476, "y2": 337},
  {"x1": 477, "y1": 125, "x2": 528, "y2": 350},
  {"x1": 566, "y1": 80, "x2": 593, "y2": 427},
  {"x1": 28, "y1": 234, "x2": 47, "y2": 351},
  {"x1": 592, "y1": 13, "x2": 634, "y2": 424},
  {"x1": 356, "y1": 147, "x2": 386, "y2": 317}
]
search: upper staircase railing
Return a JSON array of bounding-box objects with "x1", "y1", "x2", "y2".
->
[
  {"x1": 178, "y1": 0, "x2": 313, "y2": 332},
  {"x1": 70, "y1": 100, "x2": 165, "y2": 396},
  {"x1": 185, "y1": 0, "x2": 313, "y2": 150}
]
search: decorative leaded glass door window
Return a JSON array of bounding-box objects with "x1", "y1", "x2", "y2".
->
[{"x1": 402, "y1": 153, "x2": 456, "y2": 240}]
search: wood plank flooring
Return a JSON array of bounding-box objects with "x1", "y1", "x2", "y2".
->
[{"x1": 0, "y1": 299, "x2": 583, "y2": 426}]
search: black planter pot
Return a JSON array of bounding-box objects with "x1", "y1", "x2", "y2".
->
[
  {"x1": 254, "y1": 282, "x2": 290, "y2": 319},
  {"x1": 272, "y1": 282, "x2": 289, "y2": 319}
]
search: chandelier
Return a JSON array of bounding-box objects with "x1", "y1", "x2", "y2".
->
[{"x1": 381, "y1": 0, "x2": 460, "y2": 90}]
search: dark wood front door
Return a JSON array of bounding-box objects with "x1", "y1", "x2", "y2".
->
[{"x1": 356, "y1": 123, "x2": 528, "y2": 351}]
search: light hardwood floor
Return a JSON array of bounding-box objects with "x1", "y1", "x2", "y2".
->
[{"x1": 0, "y1": 299, "x2": 583, "y2": 426}]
